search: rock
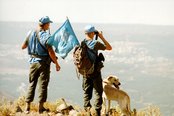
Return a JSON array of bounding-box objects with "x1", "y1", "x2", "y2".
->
[
  {"x1": 56, "y1": 98, "x2": 74, "y2": 115},
  {"x1": 69, "y1": 109, "x2": 79, "y2": 116},
  {"x1": 56, "y1": 113, "x2": 64, "y2": 116}
]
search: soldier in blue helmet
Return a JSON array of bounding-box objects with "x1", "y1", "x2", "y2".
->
[
  {"x1": 82, "y1": 25, "x2": 112, "y2": 116},
  {"x1": 22, "y1": 16, "x2": 61, "y2": 114}
]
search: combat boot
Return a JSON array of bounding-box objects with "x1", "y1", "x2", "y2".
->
[{"x1": 39, "y1": 102, "x2": 49, "y2": 113}]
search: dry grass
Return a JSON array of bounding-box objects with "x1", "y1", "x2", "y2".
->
[{"x1": 0, "y1": 96, "x2": 162, "y2": 116}]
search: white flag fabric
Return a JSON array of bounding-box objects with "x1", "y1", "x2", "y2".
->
[{"x1": 47, "y1": 19, "x2": 79, "y2": 59}]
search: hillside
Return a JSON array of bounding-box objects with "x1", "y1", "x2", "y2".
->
[{"x1": 0, "y1": 96, "x2": 162, "y2": 116}]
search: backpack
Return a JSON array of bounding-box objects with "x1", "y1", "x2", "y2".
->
[{"x1": 73, "y1": 40, "x2": 97, "y2": 78}]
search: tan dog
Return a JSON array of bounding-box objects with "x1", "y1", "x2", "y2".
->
[{"x1": 102, "y1": 75, "x2": 135, "y2": 116}]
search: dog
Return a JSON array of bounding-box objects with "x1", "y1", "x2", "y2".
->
[{"x1": 102, "y1": 75, "x2": 135, "y2": 116}]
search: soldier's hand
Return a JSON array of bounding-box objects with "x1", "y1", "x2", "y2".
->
[
  {"x1": 98, "y1": 31, "x2": 104, "y2": 38},
  {"x1": 56, "y1": 64, "x2": 61, "y2": 71}
]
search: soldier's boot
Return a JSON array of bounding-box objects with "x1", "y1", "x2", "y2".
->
[{"x1": 39, "y1": 102, "x2": 49, "y2": 113}]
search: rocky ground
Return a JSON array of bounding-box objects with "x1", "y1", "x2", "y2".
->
[{"x1": 0, "y1": 96, "x2": 162, "y2": 116}]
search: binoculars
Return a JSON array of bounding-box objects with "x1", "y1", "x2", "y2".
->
[{"x1": 94, "y1": 31, "x2": 99, "y2": 35}]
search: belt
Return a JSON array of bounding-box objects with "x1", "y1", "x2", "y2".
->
[{"x1": 30, "y1": 54, "x2": 49, "y2": 59}]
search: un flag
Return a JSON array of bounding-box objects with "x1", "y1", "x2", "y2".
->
[{"x1": 48, "y1": 19, "x2": 79, "y2": 59}]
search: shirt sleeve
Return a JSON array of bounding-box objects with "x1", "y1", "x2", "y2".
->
[
  {"x1": 94, "y1": 41, "x2": 106, "y2": 51},
  {"x1": 45, "y1": 36, "x2": 52, "y2": 48},
  {"x1": 39, "y1": 31, "x2": 51, "y2": 48},
  {"x1": 45, "y1": 38, "x2": 52, "y2": 49}
]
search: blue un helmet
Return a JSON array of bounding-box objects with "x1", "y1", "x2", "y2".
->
[
  {"x1": 84, "y1": 25, "x2": 97, "y2": 34},
  {"x1": 39, "y1": 16, "x2": 53, "y2": 25}
]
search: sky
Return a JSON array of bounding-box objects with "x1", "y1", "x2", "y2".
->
[{"x1": 0, "y1": 0, "x2": 174, "y2": 25}]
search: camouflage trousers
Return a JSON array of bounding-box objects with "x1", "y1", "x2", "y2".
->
[
  {"x1": 82, "y1": 71, "x2": 103, "y2": 112},
  {"x1": 25, "y1": 61, "x2": 50, "y2": 103}
]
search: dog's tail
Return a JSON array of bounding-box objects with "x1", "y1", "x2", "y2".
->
[
  {"x1": 126, "y1": 103, "x2": 132, "y2": 116},
  {"x1": 125, "y1": 95, "x2": 136, "y2": 116},
  {"x1": 126, "y1": 102, "x2": 137, "y2": 116}
]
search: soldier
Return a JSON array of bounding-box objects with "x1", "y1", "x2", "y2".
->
[
  {"x1": 82, "y1": 25, "x2": 112, "y2": 116},
  {"x1": 22, "y1": 16, "x2": 60, "y2": 113}
]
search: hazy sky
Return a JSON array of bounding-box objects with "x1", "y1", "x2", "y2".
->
[{"x1": 0, "y1": 0, "x2": 173, "y2": 25}]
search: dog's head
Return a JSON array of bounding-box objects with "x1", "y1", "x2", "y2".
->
[{"x1": 106, "y1": 75, "x2": 121, "y2": 89}]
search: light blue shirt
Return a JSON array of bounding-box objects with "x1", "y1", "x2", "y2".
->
[
  {"x1": 85, "y1": 39, "x2": 97, "y2": 49},
  {"x1": 26, "y1": 30, "x2": 51, "y2": 64}
]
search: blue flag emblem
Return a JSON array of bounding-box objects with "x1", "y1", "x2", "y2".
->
[{"x1": 48, "y1": 19, "x2": 79, "y2": 59}]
